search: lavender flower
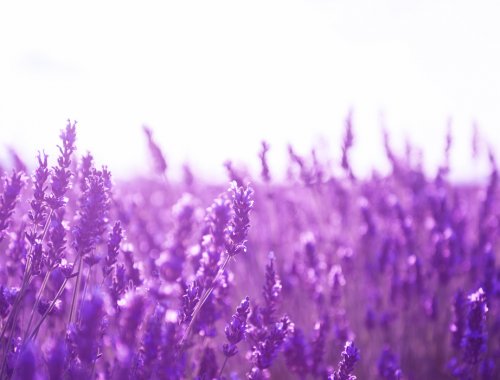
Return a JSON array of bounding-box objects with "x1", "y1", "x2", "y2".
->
[
  {"x1": 310, "y1": 316, "x2": 329, "y2": 377},
  {"x1": 73, "y1": 292, "x2": 105, "y2": 365},
  {"x1": 196, "y1": 347, "x2": 219, "y2": 380},
  {"x1": 117, "y1": 290, "x2": 145, "y2": 347},
  {"x1": 223, "y1": 296, "x2": 250, "y2": 357},
  {"x1": 143, "y1": 126, "x2": 167, "y2": 176},
  {"x1": 0, "y1": 171, "x2": 24, "y2": 242},
  {"x1": 226, "y1": 181, "x2": 254, "y2": 257},
  {"x1": 46, "y1": 213, "x2": 67, "y2": 269},
  {"x1": 284, "y1": 327, "x2": 310, "y2": 378},
  {"x1": 450, "y1": 290, "x2": 466, "y2": 351},
  {"x1": 259, "y1": 141, "x2": 271, "y2": 183},
  {"x1": 28, "y1": 152, "x2": 49, "y2": 228},
  {"x1": 180, "y1": 281, "x2": 200, "y2": 325},
  {"x1": 378, "y1": 347, "x2": 402, "y2": 380},
  {"x1": 12, "y1": 342, "x2": 37, "y2": 380},
  {"x1": 73, "y1": 168, "x2": 110, "y2": 256},
  {"x1": 262, "y1": 253, "x2": 281, "y2": 326},
  {"x1": 156, "y1": 322, "x2": 185, "y2": 379},
  {"x1": 79, "y1": 152, "x2": 93, "y2": 193},
  {"x1": 462, "y1": 288, "x2": 488, "y2": 365},
  {"x1": 341, "y1": 111, "x2": 355, "y2": 180},
  {"x1": 47, "y1": 120, "x2": 76, "y2": 209},
  {"x1": 45, "y1": 338, "x2": 68, "y2": 380},
  {"x1": 252, "y1": 316, "x2": 293, "y2": 370},
  {"x1": 103, "y1": 221, "x2": 123, "y2": 278},
  {"x1": 329, "y1": 341, "x2": 360, "y2": 380},
  {"x1": 207, "y1": 195, "x2": 231, "y2": 251},
  {"x1": 140, "y1": 304, "x2": 165, "y2": 374}
]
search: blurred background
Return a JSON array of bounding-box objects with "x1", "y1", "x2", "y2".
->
[{"x1": 0, "y1": 0, "x2": 499, "y2": 182}]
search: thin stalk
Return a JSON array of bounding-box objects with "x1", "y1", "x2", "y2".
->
[
  {"x1": 28, "y1": 275, "x2": 70, "y2": 341},
  {"x1": 0, "y1": 203, "x2": 54, "y2": 376},
  {"x1": 0, "y1": 255, "x2": 32, "y2": 343},
  {"x1": 40, "y1": 209, "x2": 54, "y2": 242},
  {"x1": 181, "y1": 255, "x2": 231, "y2": 345},
  {"x1": 0, "y1": 209, "x2": 53, "y2": 343},
  {"x1": 23, "y1": 268, "x2": 52, "y2": 342},
  {"x1": 219, "y1": 356, "x2": 229, "y2": 378},
  {"x1": 68, "y1": 255, "x2": 83, "y2": 326},
  {"x1": 0, "y1": 258, "x2": 33, "y2": 377},
  {"x1": 78, "y1": 264, "x2": 93, "y2": 323},
  {"x1": 0, "y1": 292, "x2": 24, "y2": 377}
]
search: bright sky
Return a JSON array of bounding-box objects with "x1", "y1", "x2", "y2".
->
[{"x1": 0, "y1": 1, "x2": 499, "y2": 181}]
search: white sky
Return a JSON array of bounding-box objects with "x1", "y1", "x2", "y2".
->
[{"x1": 0, "y1": 0, "x2": 499, "y2": 181}]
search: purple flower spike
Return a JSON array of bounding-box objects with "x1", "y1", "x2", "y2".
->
[
  {"x1": 262, "y1": 253, "x2": 282, "y2": 326},
  {"x1": 47, "y1": 120, "x2": 76, "y2": 209},
  {"x1": 450, "y1": 290, "x2": 466, "y2": 351},
  {"x1": 180, "y1": 281, "x2": 200, "y2": 325},
  {"x1": 226, "y1": 181, "x2": 254, "y2": 257},
  {"x1": 73, "y1": 291, "x2": 105, "y2": 365},
  {"x1": 143, "y1": 126, "x2": 167, "y2": 176},
  {"x1": 252, "y1": 315, "x2": 293, "y2": 370},
  {"x1": 330, "y1": 341, "x2": 360, "y2": 380},
  {"x1": 223, "y1": 296, "x2": 250, "y2": 357},
  {"x1": 462, "y1": 288, "x2": 488, "y2": 365},
  {"x1": 28, "y1": 152, "x2": 49, "y2": 227},
  {"x1": 0, "y1": 171, "x2": 24, "y2": 242},
  {"x1": 196, "y1": 347, "x2": 218, "y2": 380},
  {"x1": 259, "y1": 141, "x2": 271, "y2": 183},
  {"x1": 378, "y1": 347, "x2": 402, "y2": 380},
  {"x1": 73, "y1": 168, "x2": 110, "y2": 256},
  {"x1": 103, "y1": 221, "x2": 123, "y2": 278}
]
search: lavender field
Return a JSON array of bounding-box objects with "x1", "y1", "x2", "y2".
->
[{"x1": 0, "y1": 120, "x2": 498, "y2": 380}]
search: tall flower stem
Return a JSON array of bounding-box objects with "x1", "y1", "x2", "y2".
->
[
  {"x1": 182, "y1": 255, "x2": 231, "y2": 344},
  {"x1": 69, "y1": 255, "x2": 83, "y2": 325}
]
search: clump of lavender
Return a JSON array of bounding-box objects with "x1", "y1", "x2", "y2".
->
[
  {"x1": 102, "y1": 221, "x2": 123, "y2": 278},
  {"x1": 0, "y1": 171, "x2": 24, "y2": 242},
  {"x1": 196, "y1": 196, "x2": 231, "y2": 289},
  {"x1": 341, "y1": 111, "x2": 355, "y2": 180},
  {"x1": 284, "y1": 327, "x2": 310, "y2": 378},
  {"x1": 259, "y1": 141, "x2": 271, "y2": 183},
  {"x1": 28, "y1": 152, "x2": 49, "y2": 229},
  {"x1": 226, "y1": 181, "x2": 254, "y2": 258},
  {"x1": 45, "y1": 338, "x2": 68, "y2": 380},
  {"x1": 329, "y1": 341, "x2": 360, "y2": 380},
  {"x1": 73, "y1": 168, "x2": 111, "y2": 256},
  {"x1": 223, "y1": 296, "x2": 250, "y2": 358},
  {"x1": 47, "y1": 120, "x2": 76, "y2": 210},
  {"x1": 115, "y1": 290, "x2": 146, "y2": 377},
  {"x1": 69, "y1": 291, "x2": 105, "y2": 372},
  {"x1": 450, "y1": 290, "x2": 466, "y2": 352},
  {"x1": 462, "y1": 288, "x2": 488, "y2": 365},
  {"x1": 262, "y1": 252, "x2": 282, "y2": 325},
  {"x1": 139, "y1": 304, "x2": 165, "y2": 378},
  {"x1": 310, "y1": 316, "x2": 330, "y2": 377},
  {"x1": 378, "y1": 347, "x2": 402, "y2": 380},
  {"x1": 197, "y1": 346, "x2": 218, "y2": 380},
  {"x1": 251, "y1": 315, "x2": 293, "y2": 371},
  {"x1": 180, "y1": 281, "x2": 201, "y2": 325},
  {"x1": 143, "y1": 125, "x2": 167, "y2": 177}
]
